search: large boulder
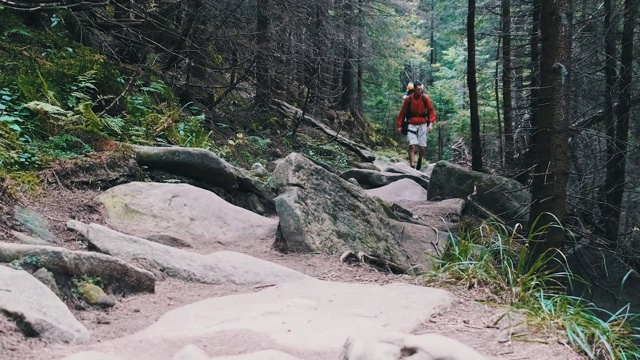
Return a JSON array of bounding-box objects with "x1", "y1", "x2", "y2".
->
[
  {"x1": 132, "y1": 146, "x2": 272, "y2": 200},
  {"x1": 0, "y1": 242, "x2": 155, "y2": 294},
  {"x1": 340, "y1": 169, "x2": 429, "y2": 191},
  {"x1": 67, "y1": 221, "x2": 308, "y2": 286},
  {"x1": 97, "y1": 182, "x2": 278, "y2": 252},
  {"x1": 428, "y1": 161, "x2": 530, "y2": 225},
  {"x1": 365, "y1": 178, "x2": 428, "y2": 203},
  {"x1": 0, "y1": 265, "x2": 89, "y2": 344},
  {"x1": 271, "y1": 153, "x2": 411, "y2": 271},
  {"x1": 62, "y1": 279, "x2": 453, "y2": 359},
  {"x1": 566, "y1": 244, "x2": 640, "y2": 314}
]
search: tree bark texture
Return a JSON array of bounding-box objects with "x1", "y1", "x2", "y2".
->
[
  {"x1": 255, "y1": 0, "x2": 272, "y2": 107},
  {"x1": 467, "y1": 0, "x2": 483, "y2": 171},
  {"x1": 501, "y1": 0, "x2": 514, "y2": 167},
  {"x1": 529, "y1": 0, "x2": 573, "y2": 251},
  {"x1": 602, "y1": 0, "x2": 619, "y2": 242}
]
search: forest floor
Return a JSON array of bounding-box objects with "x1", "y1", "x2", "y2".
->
[{"x1": 0, "y1": 156, "x2": 585, "y2": 360}]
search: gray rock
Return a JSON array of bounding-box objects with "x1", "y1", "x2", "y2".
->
[
  {"x1": 340, "y1": 169, "x2": 429, "y2": 191},
  {"x1": 0, "y1": 265, "x2": 89, "y2": 343},
  {"x1": 13, "y1": 207, "x2": 56, "y2": 242},
  {"x1": 567, "y1": 244, "x2": 640, "y2": 314},
  {"x1": 347, "y1": 178, "x2": 360, "y2": 187},
  {"x1": 132, "y1": 145, "x2": 273, "y2": 202},
  {"x1": 96, "y1": 295, "x2": 117, "y2": 308},
  {"x1": 250, "y1": 162, "x2": 269, "y2": 177},
  {"x1": 395, "y1": 198, "x2": 466, "y2": 230},
  {"x1": 389, "y1": 220, "x2": 449, "y2": 273},
  {"x1": 384, "y1": 162, "x2": 432, "y2": 179},
  {"x1": 0, "y1": 242, "x2": 155, "y2": 294},
  {"x1": 32, "y1": 268, "x2": 60, "y2": 297},
  {"x1": 365, "y1": 178, "x2": 428, "y2": 203},
  {"x1": 11, "y1": 230, "x2": 51, "y2": 246},
  {"x1": 271, "y1": 153, "x2": 411, "y2": 272},
  {"x1": 97, "y1": 182, "x2": 278, "y2": 252},
  {"x1": 62, "y1": 279, "x2": 453, "y2": 359},
  {"x1": 428, "y1": 161, "x2": 530, "y2": 225},
  {"x1": 352, "y1": 162, "x2": 380, "y2": 171},
  {"x1": 68, "y1": 221, "x2": 309, "y2": 286},
  {"x1": 341, "y1": 333, "x2": 487, "y2": 360}
]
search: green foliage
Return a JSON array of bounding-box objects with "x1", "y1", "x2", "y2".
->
[
  {"x1": 425, "y1": 219, "x2": 640, "y2": 359},
  {"x1": 221, "y1": 133, "x2": 271, "y2": 169},
  {"x1": 9, "y1": 255, "x2": 43, "y2": 271}
]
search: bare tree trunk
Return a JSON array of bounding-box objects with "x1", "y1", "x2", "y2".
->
[
  {"x1": 529, "y1": 0, "x2": 573, "y2": 251},
  {"x1": 467, "y1": 0, "x2": 483, "y2": 171},
  {"x1": 607, "y1": 0, "x2": 638, "y2": 244},
  {"x1": 495, "y1": 35, "x2": 504, "y2": 167},
  {"x1": 501, "y1": 0, "x2": 514, "y2": 166},
  {"x1": 340, "y1": 47, "x2": 355, "y2": 111},
  {"x1": 255, "y1": 0, "x2": 272, "y2": 107},
  {"x1": 601, "y1": 0, "x2": 619, "y2": 242},
  {"x1": 526, "y1": 0, "x2": 541, "y2": 176},
  {"x1": 356, "y1": 0, "x2": 364, "y2": 114}
]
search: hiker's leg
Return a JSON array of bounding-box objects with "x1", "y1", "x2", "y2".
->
[
  {"x1": 406, "y1": 124, "x2": 419, "y2": 167},
  {"x1": 408, "y1": 145, "x2": 416, "y2": 167},
  {"x1": 417, "y1": 146, "x2": 426, "y2": 170},
  {"x1": 416, "y1": 124, "x2": 428, "y2": 170}
]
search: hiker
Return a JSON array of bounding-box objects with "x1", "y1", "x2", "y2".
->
[{"x1": 396, "y1": 81, "x2": 436, "y2": 170}]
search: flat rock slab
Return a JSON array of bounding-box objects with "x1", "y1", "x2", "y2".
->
[
  {"x1": 13, "y1": 206, "x2": 56, "y2": 243},
  {"x1": 395, "y1": 198, "x2": 466, "y2": 229},
  {"x1": 68, "y1": 221, "x2": 308, "y2": 286},
  {"x1": 62, "y1": 279, "x2": 454, "y2": 359},
  {"x1": 0, "y1": 265, "x2": 89, "y2": 344},
  {"x1": 365, "y1": 178, "x2": 428, "y2": 202},
  {"x1": 97, "y1": 182, "x2": 278, "y2": 252},
  {"x1": 0, "y1": 242, "x2": 155, "y2": 294},
  {"x1": 340, "y1": 169, "x2": 429, "y2": 191},
  {"x1": 342, "y1": 333, "x2": 487, "y2": 360}
]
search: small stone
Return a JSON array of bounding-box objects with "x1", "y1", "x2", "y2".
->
[
  {"x1": 32, "y1": 268, "x2": 61, "y2": 297},
  {"x1": 132, "y1": 308, "x2": 141, "y2": 313},
  {"x1": 97, "y1": 295, "x2": 117, "y2": 308}
]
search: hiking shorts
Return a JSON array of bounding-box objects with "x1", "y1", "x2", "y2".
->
[{"x1": 407, "y1": 124, "x2": 428, "y2": 147}]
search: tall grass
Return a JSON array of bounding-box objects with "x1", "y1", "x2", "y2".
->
[{"x1": 425, "y1": 218, "x2": 640, "y2": 359}]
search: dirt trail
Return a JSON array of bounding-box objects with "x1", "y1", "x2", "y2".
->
[{"x1": 0, "y1": 187, "x2": 584, "y2": 360}]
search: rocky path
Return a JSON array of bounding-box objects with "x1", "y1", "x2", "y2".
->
[{"x1": 0, "y1": 148, "x2": 583, "y2": 360}]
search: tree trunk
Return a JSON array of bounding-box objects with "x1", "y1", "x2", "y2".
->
[
  {"x1": 529, "y1": 0, "x2": 573, "y2": 251},
  {"x1": 340, "y1": 47, "x2": 355, "y2": 111},
  {"x1": 356, "y1": 0, "x2": 364, "y2": 114},
  {"x1": 467, "y1": 0, "x2": 483, "y2": 171},
  {"x1": 501, "y1": 0, "x2": 514, "y2": 167},
  {"x1": 495, "y1": 36, "x2": 504, "y2": 166},
  {"x1": 255, "y1": 0, "x2": 272, "y2": 107},
  {"x1": 601, "y1": 0, "x2": 619, "y2": 242},
  {"x1": 608, "y1": 0, "x2": 638, "y2": 244},
  {"x1": 526, "y1": 0, "x2": 541, "y2": 176}
]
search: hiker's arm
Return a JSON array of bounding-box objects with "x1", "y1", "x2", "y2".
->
[
  {"x1": 396, "y1": 98, "x2": 410, "y2": 129},
  {"x1": 427, "y1": 97, "x2": 436, "y2": 124}
]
